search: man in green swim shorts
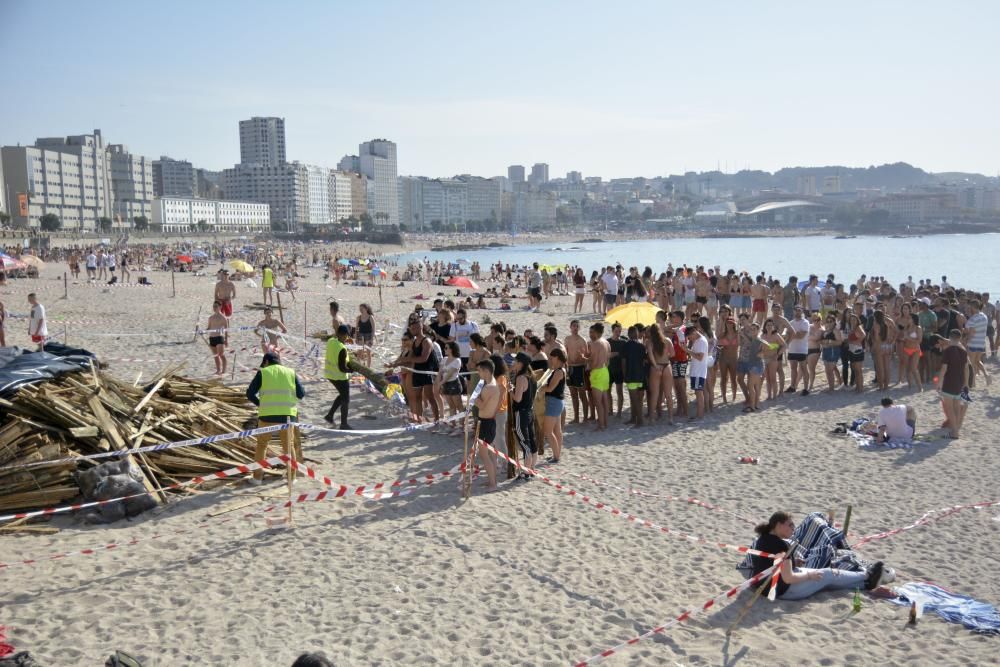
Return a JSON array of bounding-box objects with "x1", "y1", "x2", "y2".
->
[{"x1": 587, "y1": 322, "x2": 611, "y2": 431}]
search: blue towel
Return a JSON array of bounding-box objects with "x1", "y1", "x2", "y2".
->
[{"x1": 888, "y1": 582, "x2": 1000, "y2": 635}]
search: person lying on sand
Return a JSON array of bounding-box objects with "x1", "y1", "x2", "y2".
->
[{"x1": 749, "y1": 512, "x2": 883, "y2": 601}]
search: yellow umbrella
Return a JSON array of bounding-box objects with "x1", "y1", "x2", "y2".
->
[
  {"x1": 229, "y1": 259, "x2": 254, "y2": 273},
  {"x1": 604, "y1": 301, "x2": 661, "y2": 328},
  {"x1": 21, "y1": 255, "x2": 45, "y2": 269}
]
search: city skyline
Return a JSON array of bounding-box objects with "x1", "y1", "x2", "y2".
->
[{"x1": 2, "y1": 1, "x2": 999, "y2": 178}]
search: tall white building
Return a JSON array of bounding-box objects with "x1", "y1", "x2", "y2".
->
[
  {"x1": 239, "y1": 116, "x2": 286, "y2": 167},
  {"x1": 222, "y1": 162, "x2": 309, "y2": 232},
  {"x1": 358, "y1": 139, "x2": 398, "y2": 227},
  {"x1": 304, "y1": 164, "x2": 331, "y2": 225},
  {"x1": 2, "y1": 129, "x2": 114, "y2": 230},
  {"x1": 397, "y1": 175, "x2": 502, "y2": 231},
  {"x1": 108, "y1": 144, "x2": 154, "y2": 226},
  {"x1": 152, "y1": 196, "x2": 269, "y2": 233},
  {"x1": 329, "y1": 170, "x2": 355, "y2": 223}
]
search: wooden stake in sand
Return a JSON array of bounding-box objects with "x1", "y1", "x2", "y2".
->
[
  {"x1": 303, "y1": 301, "x2": 307, "y2": 342},
  {"x1": 726, "y1": 540, "x2": 799, "y2": 636},
  {"x1": 171, "y1": 265, "x2": 176, "y2": 298},
  {"x1": 275, "y1": 290, "x2": 285, "y2": 323},
  {"x1": 842, "y1": 505, "x2": 854, "y2": 536},
  {"x1": 63, "y1": 272, "x2": 68, "y2": 300},
  {"x1": 192, "y1": 305, "x2": 203, "y2": 342}
]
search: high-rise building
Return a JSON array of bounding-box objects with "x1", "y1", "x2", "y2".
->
[
  {"x1": 2, "y1": 129, "x2": 113, "y2": 230},
  {"x1": 508, "y1": 165, "x2": 525, "y2": 183},
  {"x1": 529, "y1": 163, "x2": 549, "y2": 186},
  {"x1": 239, "y1": 116, "x2": 286, "y2": 167},
  {"x1": 304, "y1": 164, "x2": 331, "y2": 225},
  {"x1": 357, "y1": 139, "x2": 398, "y2": 227},
  {"x1": 108, "y1": 144, "x2": 154, "y2": 226},
  {"x1": 153, "y1": 156, "x2": 197, "y2": 198},
  {"x1": 329, "y1": 170, "x2": 357, "y2": 223},
  {"x1": 222, "y1": 162, "x2": 309, "y2": 232},
  {"x1": 397, "y1": 175, "x2": 502, "y2": 232},
  {"x1": 567, "y1": 170, "x2": 583, "y2": 183}
]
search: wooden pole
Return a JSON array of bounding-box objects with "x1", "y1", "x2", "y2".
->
[
  {"x1": 842, "y1": 504, "x2": 854, "y2": 537},
  {"x1": 303, "y1": 300, "x2": 307, "y2": 342},
  {"x1": 276, "y1": 290, "x2": 285, "y2": 324},
  {"x1": 63, "y1": 272, "x2": 68, "y2": 299},
  {"x1": 192, "y1": 305, "x2": 202, "y2": 342},
  {"x1": 726, "y1": 540, "x2": 799, "y2": 636},
  {"x1": 171, "y1": 265, "x2": 176, "y2": 298},
  {"x1": 465, "y1": 419, "x2": 481, "y2": 500}
]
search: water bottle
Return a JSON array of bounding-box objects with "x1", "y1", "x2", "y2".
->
[{"x1": 852, "y1": 588, "x2": 862, "y2": 613}]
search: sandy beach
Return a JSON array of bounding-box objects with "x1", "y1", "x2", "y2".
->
[{"x1": 1, "y1": 256, "x2": 998, "y2": 666}]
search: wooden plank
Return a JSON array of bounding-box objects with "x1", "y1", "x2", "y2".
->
[
  {"x1": 87, "y1": 394, "x2": 158, "y2": 501},
  {"x1": 132, "y1": 378, "x2": 165, "y2": 415}
]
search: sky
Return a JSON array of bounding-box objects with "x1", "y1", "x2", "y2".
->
[{"x1": 1, "y1": 0, "x2": 998, "y2": 179}]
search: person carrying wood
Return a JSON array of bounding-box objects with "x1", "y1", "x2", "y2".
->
[
  {"x1": 323, "y1": 324, "x2": 352, "y2": 430},
  {"x1": 245, "y1": 351, "x2": 305, "y2": 484}
]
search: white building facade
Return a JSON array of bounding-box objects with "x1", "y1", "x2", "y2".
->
[
  {"x1": 305, "y1": 164, "x2": 331, "y2": 225},
  {"x1": 152, "y1": 196, "x2": 270, "y2": 233},
  {"x1": 329, "y1": 170, "x2": 355, "y2": 223},
  {"x1": 108, "y1": 144, "x2": 154, "y2": 226},
  {"x1": 358, "y1": 139, "x2": 398, "y2": 226}
]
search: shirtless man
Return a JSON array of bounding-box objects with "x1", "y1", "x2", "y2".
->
[
  {"x1": 329, "y1": 300, "x2": 345, "y2": 330},
  {"x1": 564, "y1": 320, "x2": 590, "y2": 422},
  {"x1": 256, "y1": 307, "x2": 288, "y2": 352},
  {"x1": 214, "y1": 270, "x2": 236, "y2": 317},
  {"x1": 746, "y1": 276, "x2": 766, "y2": 326},
  {"x1": 586, "y1": 322, "x2": 611, "y2": 431},
  {"x1": 206, "y1": 300, "x2": 229, "y2": 375},
  {"x1": 474, "y1": 359, "x2": 501, "y2": 492},
  {"x1": 542, "y1": 324, "x2": 565, "y2": 356}
]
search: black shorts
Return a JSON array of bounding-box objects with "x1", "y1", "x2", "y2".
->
[
  {"x1": 529, "y1": 287, "x2": 541, "y2": 299},
  {"x1": 787, "y1": 353, "x2": 807, "y2": 362},
  {"x1": 671, "y1": 362, "x2": 687, "y2": 378},
  {"x1": 568, "y1": 365, "x2": 586, "y2": 388},
  {"x1": 442, "y1": 379, "x2": 463, "y2": 395},
  {"x1": 609, "y1": 366, "x2": 624, "y2": 385},
  {"x1": 988, "y1": 325, "x2": 996, "y2": 339},
  {"x1": 696, "y1": 296, "x2": 707, "y2": 304},
  {"x1": 478, "y1": 417, "x2": 496, "y2": 445},
  {"x1": 849, "y1": 350, "x2": 865, "y2": 363},
  {"x1": 209, "y1": 336, "x2": 224, "y2": 347},
  {"x1": 412, "y1": 371, "x2": 433, "y2": 387}
]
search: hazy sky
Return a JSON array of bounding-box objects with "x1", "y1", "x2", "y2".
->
[{"x1": 1, "y1": 0, "x2": 997, "y2": 179}]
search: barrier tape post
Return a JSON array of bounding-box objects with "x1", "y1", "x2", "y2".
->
[
  {"x1": 286, "y1": 424, "x2": 295, "y2": 525},
  {"x1": 276, "y1": 290, "x2": 285, "y2": 324},
  {"x1": 171, "y1": 264, "x2": 176, "y2": 298},
  {"x1": 63, "y1": 271, "x2": 68, "y2": 300},
  {"x1": 192, "y1": 305, "x2": 202, "y2": 342}
]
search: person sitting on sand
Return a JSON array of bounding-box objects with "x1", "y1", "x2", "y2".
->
[
  {"x1": 877, "y1": 396, "x2": 916, "y2": 442},
  {"x1": 750, "y1": 511, "x2": 884, "y2": 601}
]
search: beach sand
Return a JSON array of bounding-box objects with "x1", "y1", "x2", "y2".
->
[{"x1": 1, "y1": 259, "x2": 997, "y2": 666}]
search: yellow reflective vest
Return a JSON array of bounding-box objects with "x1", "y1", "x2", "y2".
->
[
  {"x1": 325, "y1": 337, "x2": 349, "y2": 381},
  {"x1": 262, "y1": 267, "x2": 274, "y2": 288},
  {"x1": 258, "y1": 364, "x2": 298, "y2": 417}
]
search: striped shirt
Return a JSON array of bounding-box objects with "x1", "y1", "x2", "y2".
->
[{"x1": 967, "y1": 312, "x2": 988, "y2": 350}]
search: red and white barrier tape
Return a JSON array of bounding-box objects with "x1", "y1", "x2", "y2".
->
[
  {"x1": 477, "y1": 441, "x2": 781, "y2": 561},
  {"x1": 852, "y1": 499, "x2": 1000, "y2": 549},
  {"x1": 564, "y1": 471, "x2": 756, "y2": 524},
  {"x1": 574, "y1": 560, "x2": 782, "y2": 666},
  {"x1": 283, "y1": 455, "x2": 468, "y2": 499}
]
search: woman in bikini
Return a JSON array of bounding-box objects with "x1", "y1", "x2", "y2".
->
[
  {"x1": 805, "y1": 313, "x2": 824, "y2": 393},
  {"x1": 526, "y1": 336, "x2": 549, "y2": 372},
  {"x1": 819, "y1": 313, "x2": 843, "y2": 391},
  {"x1": 716, "y1": 315, "x2": 740, "y2": 404},
  {"x1": 645, "y1": 323, "x2": 675, "y2": 424},
  {"x1": 590, "y1": 270, "x2": 602, "y2": 314},
  {"x1": 655, "y1": 272, "x2": 671, "y2": 312},
  {"x1": 760, "y1": 318, "x2": 786, "y2": 400},
  {"x1": 355, "y1": 303, "x2": 376, "y2": 366},
  {"x1": 893, "y1": 302, "x2": 912, "y2": 386},
  {"x1": 741, "y1": 322, "x2": 766, "y2": 412},
  {"x1": 900, "y1": 312, "x2": 923, "y2": 391},
  {"x1": 698, "y1": 315, "x2": 718, "y2": 413},
  {"x1": 871, "y1": 309, "x2": 895, "y2": 392},
  {"x1": 573, "y1": 268, "x2": 587, "y2": 314}
]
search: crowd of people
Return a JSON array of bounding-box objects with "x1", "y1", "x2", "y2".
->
[{"x1": 374, "y1": 263, "x2": 993, "y2": 487}]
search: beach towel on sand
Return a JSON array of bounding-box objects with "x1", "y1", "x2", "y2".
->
[
  {"x1": 846, "y1": 418, "x2": 916, "y2": 449},
  {"x1": 887, "y1": 583, "x2": 1000, "y2": 635}
]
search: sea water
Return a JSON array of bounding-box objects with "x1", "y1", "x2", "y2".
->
[{"x1": 394, "y1": 234, "x2": 999, "y2": 294}]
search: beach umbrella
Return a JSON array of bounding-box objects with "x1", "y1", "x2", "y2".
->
[
  {"x1": 176, "y1": 254, "x2": 193, "y2": 264},
  {"x1": 21, "y1": 255, "x2": 45, "y2": 269},
  {"x1": 446, "y1": 276, "x2": 480, "y2": 290},
  {"x1": 0, "y1": 254, "x2": 27, "y2": 270},
  {"x1": 348, "y1": 259, "x2": 361, "y2": 266},
  {"x1": 337, "y1": 258, "x2": 351, "y2": 265},
  {"x1": 192, "y1": 250, "x2": 208, "y2": 259},
  {"x1": 229, "y1": 259, "x2": 254, "y2": 273},
  {"x1": 604, "y1": 301, "x2": 660, "y2": 328},
  {"x1": 371, "y1": 267, "x2": 387, "y2": 277}
]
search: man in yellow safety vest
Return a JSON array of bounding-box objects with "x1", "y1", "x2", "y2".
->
[
  {"x1": 246, "y1": 351, "x2": 305, "y2": 483},
  {"x1": 324, "y1": 324, "x2": 352, "y2": 430}
]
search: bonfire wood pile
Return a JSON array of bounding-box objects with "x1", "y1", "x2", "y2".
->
[{"x1": 0, "y1": 362, "x2": 261, "y2": 516}]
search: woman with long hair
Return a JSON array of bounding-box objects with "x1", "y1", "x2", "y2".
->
[
  {"x1": 871, "y1": 309, "x2": 895, "y2": 392},
  {"x1": 743, "y1": 322, "x2": 765, "y2": 411},
  {"x1": 900, "y1": 312, "x2": 923, "y2": 391},
  {"x1": 590, "y1": 270, "x2": 602, "y2": 314},
  {"x1": 716, "y1": 315, "x2": 740, "y2": 404},
  {"x1": 573, "y1": 268, "x2": 587, "y2": 314},
  {"x1": 510, "y1": 352, "x2": 538, "y2": 476},
  {"x1": 760, "y1": 318, "x2": 786, "y2": 401},
  {"x1": 819, "y1": 312, "x2": 843, "y2": 391},
  {"x1": 438, "y1": 341, "x2": 464, "y2": 434},
  {"x1": 355, "y1": 303, "x2": 376, "y2": 366},
  {"x1": 645, "y1": 323, "x2": 675, "y2": 424},
  {"x1": 542, "y1": 349, "x2": 567, "y2": 463},
  {"x1": 748, "y1": 512, "x2": 884, "y2": 601},
  {"x1": 894, "y1": 302, "x2": 912, "y2": 385},
  {"x1": 805, "y1": 312, "x2": 824, "y2": 393}
]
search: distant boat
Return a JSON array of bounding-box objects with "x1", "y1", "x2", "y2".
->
[{"x1": 833, "y1": 235, "x2": 856, "y2": 239}]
